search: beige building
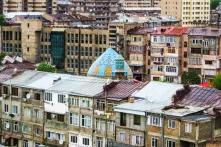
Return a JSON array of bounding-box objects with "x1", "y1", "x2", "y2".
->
[
  {"x1": 160, "y1": 0, "x2": 210, "y2": 26},
  {"x1": 2, "y1": 0, "x2": 57, "y2": 14},
  {"x1": 122, "y1": 0, "x2": 160, "y2": 9}
]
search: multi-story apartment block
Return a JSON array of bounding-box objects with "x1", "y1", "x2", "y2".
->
[
  {"x1": 69, "y1": 0, "x2": 119, "y2": 27},
  {"x1": 160, "y1": 0, "x2": 210, "y2": 26},
  {"x1": 114, "y1": 81, "x2": 221, "y2": 147},
  {"x1": 2, "y1": 0, "x2": 57, "y2": 14},
  {"x1": 122, "y1": 0, "x2": 161, "y2": 10},
  {"x1": 150, "y1": 27, "x2": 188, "y2": 83},
  {"x1": 187, "y1": 28, "x2": 221, "y2": 81},
  {"x1": 126, "y1": 27, "x2": 153, "y2": 81}
]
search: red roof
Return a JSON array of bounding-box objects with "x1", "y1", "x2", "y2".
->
[
  {"x1": 95, "y1": 80, "x2": 146, "y2": 101},
  {"x1": 199, "y1": 82, "x2": 211, "y2": 88},
  {"x1": 152, "y1": 27, "x2": 189, "y2": 36}
]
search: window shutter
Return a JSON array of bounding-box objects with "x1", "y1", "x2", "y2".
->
[
  {"x1": 159, "y1": 118, "x2": 162, "y2": 127},
  {"x1": 147, "y1": 116, "x2": 151, "y2": 125}
]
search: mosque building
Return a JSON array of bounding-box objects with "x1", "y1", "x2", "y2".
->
[{"x1": 87, "y1": 48, "x2": 133, "y2": 79}]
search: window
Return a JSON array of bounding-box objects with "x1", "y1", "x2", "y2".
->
[
  {"x1": 166, "y1": 140, "x2": 175, "y2": 147},
  {"x1": 69, "y1": 97, "x2": 79, "y2": 107},
  {"x1": 57, "y1": 114, "x2": 65, "y2": 122},
  {"x1": 46, "y1": 113, "x2": 52, "y2": 120},
  {"x1": 35, "y1": 128, "x2": 40, "y2": 136},
  {"x1": 119, "y1": 132, "x2": 126, "y2": 142},
  {"x1": 14, "y1": 122, "x2": 19, "y2": 132},
  {"x1": 132, "y1": 135, "x2": 143, "y2": 145},
  {"x1": 168, "y1": 120, "x2": 176, "y2": 129},
  {"x1": 96, "y1": 100, "x2": 105, "y2": 111},
  {"x1": 4, "y1": 104, "x2": 9, "y2": 113},
  {"x1": 81, "y1": 99, "x2": 91, "y2": 108},
  {"x1": 70, "y1": 135, "x2": 78, "y2": 143},
  {"x1": 83, "y1": 138, "x2": 90, "y2": 145},
  {"x1": 12, "y1": 105, "x2": 18, "y2": 114},
  {"x1": 23, "y1": 140, "x2": 28, "y2": 147},
  {"x1": 151, "y1": 137, "x2": 158, "y2": 147},
  {"x1": 107, "y1": 121, "x2": 115, "y2": 132},
  {"x1": 12, "y1": 87, "x2": 18, "y2": 96},
  {"x1": 58, "y1": 94, "x2": 66, "y2": 103},
  {"x1": 3, "y1": 86, "x2": 8, "y2": 94},
  {"x1": 96, "y1": 119, "x2": 105, "y2": 132},
  {"x1": 81, "y1": 115, "x2": 91, "y2": 128},
  {"x1": 34, "y1": 93, "x2": 41, "y2": 100},
  {"x1": 96, "y1": 137, "x2": 103, "y2": 147},
  {"x1": 134, "y1": 115, "x2": 141, "y2": 125},
  {"x1": 166, "y1": 66, "x2": 177, "y2": 73},
  {"x1": 185, "y1": 123, "x2": 192, "y2": 133},
  {"x1": 70, "y1": 113, "x2": 79, "y2": 126},
  {"x1": 205, "y1": 60, "x2": 213, "y2": 65},
  {"x1": 120, "y1": 113, "x2": 126, "y2": 126},
  {"x1": 148, "y1": 116, "x2": 161, "y2": 127},
  {"x1": 45, "y1": 93, "x2": 52, "y2": 101}
]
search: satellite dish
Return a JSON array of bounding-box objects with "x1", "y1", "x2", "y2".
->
[
  {"x1": 59, "y1": 140, "x2": 63, "y2": 145},
  {"x1": 26, "y1": 93, "x2": 31, "y2": 99}
]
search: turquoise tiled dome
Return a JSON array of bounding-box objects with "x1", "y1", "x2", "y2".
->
[{"x1": 87, "y1": 48, "x2": 133, "y2": 78}]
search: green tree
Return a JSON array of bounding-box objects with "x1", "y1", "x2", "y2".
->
[
  {"x1": 0, "y1": 52, "x2": 6, "y2": 64},
  {"x1": 211, "y1": 0, "x2": 221, "y2": 10},
  {"x1": 36, "y1": 62, "x2": 57, "y2": 73},
  {"x1": 0, "y1": 15, "x2": 5, "y2": 26},
  {"x1": 213, "y1": 74, "x2": 221, "y2": 90},
  {"x1": 181, "y1": 71, "x2": 201, "y2": 85}
]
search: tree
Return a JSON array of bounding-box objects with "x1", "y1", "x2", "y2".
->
[
  {"x1": 0, "y1": 15, "x2": 5, "y2": 26},
  {"x1": 211, "y1": 0, "x2": 221, "y2": 10},
  {"x1": 181, "y1": 71, "x2": 201, "y2": 85},
  {"x1": 213, "y1": 74, "x2": 221, "y2": 90},
  {"x1": 0, "y1": 52, "x2": 6, "y2": 64},
  {"x1": 36, "y1": 62, "x2": 57, "y2": 73}
]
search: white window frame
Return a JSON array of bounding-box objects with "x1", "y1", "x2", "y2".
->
[
  {"x1": 70, "y1": 113, "x2": 79, "y2": 126},
  {"x1": 81, "y1": 115, "x2": 91, "y2": 128},
  {"x1": 151, "y1": 137, "x2": 158, "y2": 147},
  {"x1": 82, "y1": 137, "x2": 90, "y2": 146},
  {"x1": 148, "y1": 116, "x2": 162, "y2": 127},
  {"x1": 4, "y1": 104, "x2": 9, "y2": 113},
  {"x1": 45, "y1": 93, "x2": 52, "y2": 101},
  {"x1": 132, "y1": 135, "x2": 143, "y2": 145},
  {"x1": 119, "y1": 132, "x2": 126, "y2": 142},
  {"x1": 12, "y1": 105, "x2": 18, "y2": 114},
  {"x1": 166, "y1": 139, "x2": 176, "y2": 147},
  {"x1": 58, "y1": 94, "x2": 66, "y2": 103},
  {"x1": 70, "y1": 134, "x2": 78, "y2": 144},
  {"x1": 70, "y1": 97, "x2": 79, "y2": 107},
  {"x1": 185, "y1": 123, "x2": 192, "y2": 133},
  {"x1": 168, "y1": 120, "x2": 176, "y2": 129}
]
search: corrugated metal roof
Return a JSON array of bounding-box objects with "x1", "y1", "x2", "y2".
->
[
  {"x1": 3, "y1": 70, "x2": 109, "y2": 97},
  {"x1": 132, "y1": 81, "x2": 183, "y2": 104}
]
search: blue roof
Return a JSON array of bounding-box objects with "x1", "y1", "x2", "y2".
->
[{"x1": 87, "y1": 48, "x2": 133, "y2": 78}]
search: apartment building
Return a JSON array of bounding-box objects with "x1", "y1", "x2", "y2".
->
[
  {"x1": 2, "y1": 0, "x2": 57, "y2": 14},
  {"x1": 122, "y1": 0, "x2": 161, "y2": 9},
  {"x1": 150, "y1": 27, "x2": 188, "y2": 83},
  {"x1": 114, "y1": 82, "x2": 221, "y2": 147},
  {"x1": 69, "y1": 0, "x2": 119, "y2": 27},
  {"x1": 187, "y1": 28, "x2": 221, "y2": 81},
  {"x1": 126, "y1": 27, "x2": 153, "y2": 81},
  {"x1": 160, "y1": 0, "x2": 210, "y2": 26}
]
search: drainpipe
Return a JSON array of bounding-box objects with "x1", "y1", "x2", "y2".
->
[
  {"x1": 144, "y1": 112, "x2": 147, "y2": 147},
  {"x1": 92, "y1": 96, "x2": 95, "y2": 147},
  {"x1": 160, "y1": 113, "x2": 165, "y2": 147}
]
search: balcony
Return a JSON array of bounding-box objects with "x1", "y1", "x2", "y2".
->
[
  {"x1": 45, "y1": 120, "x2": 67, "y2": 129},
  {"x1": 45, "y1": 138, "x2": 66, "y2": 147}
]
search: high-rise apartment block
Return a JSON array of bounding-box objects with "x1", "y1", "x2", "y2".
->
[
  {"x1": 160, "y1": 0, "x2": 210, "y2": 26},
  {"x1": 122, "y1": 0, "x2": 160, "y2": 9},
  {"x1": 2, "y1": 0, "x2": 57, "y2": 14}
]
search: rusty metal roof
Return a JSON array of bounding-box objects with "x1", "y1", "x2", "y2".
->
[
  {"x1": 95, "y1": 80, "x2": 146, "y2": 100},
  {"x1": 176, "y1": 87, "x2": 221, "y2": 108}
]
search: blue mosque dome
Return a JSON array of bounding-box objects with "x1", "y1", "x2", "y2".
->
[{"x1": 87, "y1": 48, "x2": 133, "y2": 78}]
